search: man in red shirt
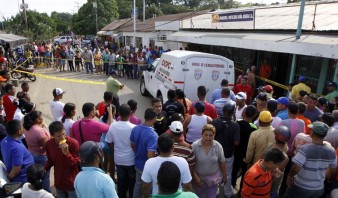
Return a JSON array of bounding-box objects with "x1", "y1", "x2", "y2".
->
[
  {"x1": 45, "y1": 121, "x2": 80, "y2": 198},
  {"x1": 3, "y1": 84, "x2": 18, "y2": 122},
  {"x1": 188, "y1": 85, "x2": 218, "y2": 119},
  {"x1": 259, "y1": 59, "x2": 272, "y2": 79},
  {"x1": 233, "y1": 76, "x2": 253, "y2": 104}
]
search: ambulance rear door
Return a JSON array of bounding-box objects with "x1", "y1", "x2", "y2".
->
[{"x1": 183, "y1": 56, "x2": 230, "y2": 102}]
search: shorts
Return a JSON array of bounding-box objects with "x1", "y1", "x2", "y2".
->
[{"x1": 100, "y1": 134, "x2": 113, "y2": 156}]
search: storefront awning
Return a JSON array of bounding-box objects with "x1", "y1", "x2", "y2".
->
[
  {"x1": 0, "y1": 34, "x2": 28, "y2": 48},
  {"x1": 167, "y1": 31, "x2": 338, "y2": 59}
]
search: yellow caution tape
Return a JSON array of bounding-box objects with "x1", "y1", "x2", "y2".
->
[
  {"x1": 12, "y1": 69, "x2": 106, "y2": 85},
  {"x1": 234, "y1": 67, "x2": 288, "y2": 90}
]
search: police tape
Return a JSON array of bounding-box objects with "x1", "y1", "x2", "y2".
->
[
  {"x1": 12, "y1": 69, "x2": 106, "y2": 85},
  {"x1": 234, "y1": 68, "x2": 288, "y2": 90},
  {"x1": 25, "y1": 56, "x2": 151, "y2": 66}
]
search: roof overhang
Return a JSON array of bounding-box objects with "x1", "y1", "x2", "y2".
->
[
  {"x1": 167, "y1": 31, "x2": 338, "y2": 59},
  {"x1": 0, "y1": 34, "x2": 28, "y2": 48}
]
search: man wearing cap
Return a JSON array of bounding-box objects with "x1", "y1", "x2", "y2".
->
[
  {"x1": 141, "y1": 133, "x2": 192, "y2": 197},
  {"x1": 245, "y1": 111, "x2": 276, "y2": 166},
  {"x1": 106, "y1": 70, "x2": 124, "y2": 97},
  {"x1": 277, "y1": 97, "x2": 289, "y2": 120},
  {"x1": 235, "y1": 92, "x2": 247, "y2": 120},
  {"x1": 264, "y1": 85, "x2": 274, "y2": 99},
  {"x1": 233, "y1": 76, "x2": 253, "y2": 104},
  {"x1": 285, "y1": 122, "x2": 336, "y2": 198},
  {"x1": 212, "y1": 103, "x2": 240, "y2": 197},
  {"x1": 325, "y1": 82, "x2": 338, "y2": 102},
  {"x1": 74, "y1": 141, "x2": 118, "y2": 198},
  {"x1": 50, "y1": 88, "x2": 65, "y2": 121},
  {"x1": 210, "y1": 79, "x2": 235, "y2": 104},
  {"x1": 291, "y1": 76, "x2": 311, "y2": 102},
  {"x1": 169, "y1": 121, "x2": 196, "y2": 176}
]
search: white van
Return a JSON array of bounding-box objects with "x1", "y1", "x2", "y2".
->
[{"x1": 140, "y1": 50, "x2": 235, "y2": 102}]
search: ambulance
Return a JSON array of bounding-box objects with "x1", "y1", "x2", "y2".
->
[{"x1": 140, "y1": 50, "x2": 235, "y2": 102}]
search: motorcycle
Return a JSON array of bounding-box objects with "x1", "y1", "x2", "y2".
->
[{"x1": 11, "y1": 61, "x2": 36, "y2": 82}]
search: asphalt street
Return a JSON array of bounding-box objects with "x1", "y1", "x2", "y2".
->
[{"x1": 25, "y1": 67, "x2": 153, "y2": 126}]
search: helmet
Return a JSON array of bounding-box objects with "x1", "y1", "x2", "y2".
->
[
  {"x1": 274, "y1": 126, "x2": 291, "y2": 143},
  {"x1": 79, "y1": 141, "x2": 101, "y2": 165},
  {"x1": 222, "y1": 101, "x2": 236, "y2": 116}
]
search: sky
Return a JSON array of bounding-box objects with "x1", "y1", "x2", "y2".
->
[{"x1": 0, "y1": 0, "x2": 286, "y2": 21}]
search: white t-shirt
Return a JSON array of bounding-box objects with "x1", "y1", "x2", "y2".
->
[
  {"x1": 22, "y1": 183, "x2": 54, "y2": 198},
  {"x1": 141, "y1": 156, "x2": 192, "y2": 195},
  {"x1": 235, "y1": 105, "x2": 247, "y2": 120},
  {"x1": 13, "y1": 108, "x2": 24, "y2": 121},
  {"x1": 57, "y1": 117, "x2": 75, "y2": 136},
  {"x1": 49, "y1": 100, "x2": 65, "y2": 121},
  {"x1": 105, "y1": 121, "x2": 136, "y2": 166}
]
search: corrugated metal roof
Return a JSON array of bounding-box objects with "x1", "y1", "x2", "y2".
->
[
  {"x1": 0, "y1": 34, "x2": 28, "y2": 48},
  {"x1": 117, "y1": 10, "x2": 208, "y2": 32},
  {"x1": 101, "y1": 18, "x2": 137, "y2": 31},
  {"x1": 180, "y1": 1, "x2": 338, "y2": 31}
]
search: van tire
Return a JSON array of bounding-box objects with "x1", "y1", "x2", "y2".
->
[
  {"x1": 157, "y1": 92, "x2": 163, "y2": 103},
  {"x1": 140, "y1": 80, "x2": 149, "y2": 96}
]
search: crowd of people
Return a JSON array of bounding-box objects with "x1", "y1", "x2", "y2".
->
[
  {"x1": 0, "y1": 42, "x2": 338, "y2": 198},
  {"x1": 4, "y1": 40, "x2": 166, "y2": 80}
]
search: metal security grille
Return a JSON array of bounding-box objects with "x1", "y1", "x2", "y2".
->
[{"x1": 295, "y1": 55, "x2": 323, "y2": 92}]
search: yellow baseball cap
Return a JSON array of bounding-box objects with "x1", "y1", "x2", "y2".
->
[{"x1": 259, "y1": 111, "x2": 272, "y2": 122}]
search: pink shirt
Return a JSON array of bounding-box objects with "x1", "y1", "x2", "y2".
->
[
  {"x1": 70, "y1": 119, "x2": 109, "y2": 144},
  {"x1": 24, "y1": 125, "x2": 50, "y2": 156},
  {"x1": 117, "y1": 114, "x2": 142, "y2": 125}
]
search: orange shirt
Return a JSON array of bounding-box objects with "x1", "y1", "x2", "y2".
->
[
  {"x1": 241, "y1": 160, "x2": 272, "y2": 198},
  {"x1": 296, "y1": 115, "x2": 312, "y2": 134},
  {"x1": 259, "y1": 64, "x2": 271, "y2": 79}
]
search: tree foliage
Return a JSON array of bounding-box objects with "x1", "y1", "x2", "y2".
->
[
  {"x1": 72, "y1": 0, "x2": 119, "y2": 35},
  {"x1": 50, "y1": 12, "x2": 73, "y2": 34},
  {"x1": 3, "y1": 10, "x2": 58, "y2": 42}
]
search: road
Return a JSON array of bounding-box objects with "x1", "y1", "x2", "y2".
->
[{"x1": 26, "y1": 67, "x2": 153, "y2": 126}]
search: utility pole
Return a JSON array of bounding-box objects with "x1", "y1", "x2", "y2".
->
[
  {"x1": 22, "y1": 0, "x2": 28, "y2": 30},
  {"x1": 133, "y1": 0, "x2": 136, "y2": 47},
  {"x1": 143, "y1": 0, "x2": 145, "y2": 21},
  {"x1": 93, "y1": 0, "x2": 98, "y2": 33}
]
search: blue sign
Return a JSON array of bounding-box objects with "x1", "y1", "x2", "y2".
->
[
  {"x1": 218, "y1": 10, "x2": 254, "y2": 22},
  {"x1": 131, "y1": 8, "x2": 138, "y2": 17}
]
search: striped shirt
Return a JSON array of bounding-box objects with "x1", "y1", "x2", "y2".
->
[
  {"x1": 241, "y1": 160, "x2": 272, "y2": 198},
  {"x1": 293, "y1": 143, "x2": 337, "y2": 190},
  {"x1": 173, "y1": 143, "x2": 196, "y2": 167}
]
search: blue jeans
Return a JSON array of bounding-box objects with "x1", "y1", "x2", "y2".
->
[
  {"x1": 104, "y1": 62, "x2": 109, "y2": 75},
  {"x1": 85, "y1": 62, "x2": 93, "y2": 73},
  {"x1": 56, "y1": 189, "x2": 77, "y2": 198},
  {"x1": 132, "y1": 64, "x2": 138, "y2": 78},
  {"x1": 33, "y1": 155, "x2": 50, "y2": 192},
  {"x1": 285, "y1": 184, "x2": 324, "y2": 198},
  {"x1": 116, "y1": 165, "x2": 136, "y2": 198},
  {"x1": 132, "y1": 167, "x2": 143, "y2": 198}
]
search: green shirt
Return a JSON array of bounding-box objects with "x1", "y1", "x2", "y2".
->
[
  {"x1": 106, "y1": 76, "x2": 121, "y2": 96},
  {"x1": 325, "y1": 90, "x2": 338, "y2": 102},
  {"x1": 152, "y1": 191, "x2": 198, "y2": 198}
]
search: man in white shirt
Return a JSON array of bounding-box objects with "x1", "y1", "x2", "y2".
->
[
  {"x1": 105, "y1": 104, "x2": 136, "y2": 198},
  {"x1": 141, "y1": 133, "x2": 192, "y2": 198},
  {"x1": 49, "y1": 88, "x2": 65, "y2": 121},
  {"x1": 235, "y1": 92, "x2": 247, "y2": 120}
]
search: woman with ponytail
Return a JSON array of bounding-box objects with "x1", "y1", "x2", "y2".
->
[
  {"x1": 175, "y1": 89, "x2": 191, "y2": 118},
  {"x1": 23, "y1": 111, "x2": 51, "y2": 192},
  {"x1": 57, "y1": 103, "x2": 76, "y2": 136},
  {"x1": 22, "y1": 164, "x2": 53, "y2": 198}
]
